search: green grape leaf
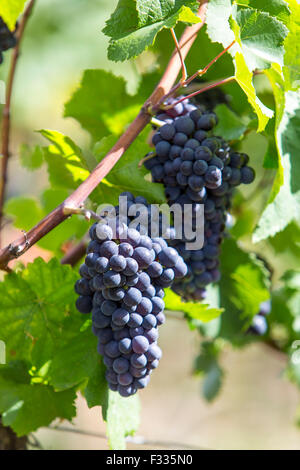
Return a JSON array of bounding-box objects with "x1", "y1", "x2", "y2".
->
[
  {"x1": 214, "y1": 104, "x2": 247, "y2": 140},
  {"x1": 84, "y1": 364, "x2": 108, "y2": 410},
  {"x1": 0, "y1": 361, "x2": 30, "y2": 385},
  {"x1": 104, "y1": 391, "x2": 140, "y2": 450},
  {"x1": 202, "y1": 362, "x2": 223, "y2": 402},
  {"x1": 93, "y1": 132, "x2": 166, "y2": 204},
  {"x1": 234, "y1": 52, "x2": 273, "y2": 132},
  {"x1": 64, "y1": 70, "x2": 143, "y2": 141},
  {"x1": 0, "y1": 0, "x2": 27, "y2": 30},
  {"x1": 102, "y1": 0, "x2": 139, "y2": 39},
  {"x1": 164, "y1": 289, "x2": 223, "y2": 322},
  {"x1": 218, "y1": 239, "x2": 270, "y2": 341},
  {"x1": 104, "y1": 1, "x2": 200, "y2": 62},
  {"x1": 39, "y1": 130, "x2": 89, "y2": 189},
  {"x1": 206, "y1": 0, "x2": 235, "y2": 48},
  {"x1": 4, "y1": 197, "x2": 43, "y2": 229},
  {"x1": 283, "y1": 0, "x2": 300, "y2": 90},
  {"x1": 254, "y1": 87, "x2": 300, "y2": 242},
  {"x1": 0, "y1": 258, "x2": 83, "y2": 368},
  {"x1": 244, "y1": 0, "x2": 291, "y2": 25},
  {"x1": 230, "y1": 261, "x2": 270, "y2": 319},
  {"x1": 194, "y1": 341, "x2": 224, "y2": 402},
  {"x1": 269, "y1": 222, "x2": 300, "y2": 259},
  {"x1": 205, "y1": 1, "x2": 274, "y2": 130},
  {"x1": 281, "y1": 270, "x2": 300, "y2": 290},
  {"x1": 19, "y1": 144, "x2": 44, "y2": 170},
  {"x1": 48, "y1": 328, "x2": 108, "y2": 409},
  {"x1": 0, "y1": 375, "x2": 76, "y2": 436},
  {"x1": 233, "y1": 7, "x2": 288, "y2": 71}
]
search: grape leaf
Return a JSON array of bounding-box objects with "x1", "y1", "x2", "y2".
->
[
  {"x1": 234, "y1": 52, "x2": 273, "y2": 132},
  {"x1": 64, "y1": 70, "x2": 142, "y2": 141},
  {"x1": 0, "y1": 258, "x2": 83, "y2": 368},
  {"x1": 283, "y1": 0, "x2": 300, "y2": 90},
  {"x1": 281, "y1": 270, "x2": 300, "y2": 290},
  {"x1": 5, "y1": 197, "x2": 43, "y2": 229},
  {"x1": 104, "y1": 391, "x2": 140, "y2": 450},
  {"x1": 206, "y1": 0, "x2": 235, "y2": 48},
  {"x1": 244, "y1": 0, "x2": 291, "y2": 26},
  {"x1": 0, "y1": 361, "x2": 30, "y2": 385},
  {"x1": 102, "y1": 0, "x2": 139, "y2": 39},
  {"x1": 48, "y1": 328, "x2": 107, "y2": 411},
  {"x1": 39, "y1": 130, "x2": 90, "y2": 189},
  {"x1": 214, "y1": 104, "x2": 247, "y2": 140},
  {"x1": 205, "y1": 1, "x2": 274, "y2": 131},
  {"x1": 254, "y1": 88, "x2": 300, "y2": 242},
  {"x1": 218, "y1": 239, "x2": 270, "y2": 341},
  {"x1": 93, "y1": 131, "x2": 166, "y2": 204},
  {"x1": 20, "y1": 144, "x2": 44, "y2": 170},
  {"x1": 194, "y1": 341, "x2": 224, "y2": 402},
  {"x1": 103, "y1": 1, "x2": 200, "y2": 62},
  {"x1": 233, "y1": 7, "x2": 288, "y2": 71},
  {"x1": 230, "y1": 261, "x2": 270, "y2": 319},
  {"x1": 0, "y1": 0, "x2": 27, "y2": 30},
  {"x1": 164, "y1": 289, "x2": 223, "y2": 322},
  {"x1": 0, "y1": 375, "x2": 76, "y2": 436},
  {"x1": 202, "y1": 363, "x2": 223, "y2": 402}
]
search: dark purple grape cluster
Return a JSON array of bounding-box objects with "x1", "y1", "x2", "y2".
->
[
  {"x1": 144, "y1": 104, "x2": 255, "y2": 302},
  {"x1": 75, "y1": 193, "x2": 187, "y2": 397},
  {"x1": 0, "y1": 18, "x2": 16, "y2": 64},
  {"x1": 248, "y1": 300, "x2": 271, "y2": 335}
]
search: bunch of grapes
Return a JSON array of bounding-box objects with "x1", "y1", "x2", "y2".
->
[
  {"x1": 144, "y1": 103, "x2": 255, "y2": 301},
  {"x1": 0, "y1": 18, "x2": 16, "y2": 64},
  {"x1": 248, "y1": 300, "x2": 271, "y2": 336},
  {"x1": 75, "y1": 193, "x2": 187, "y2": 397}
]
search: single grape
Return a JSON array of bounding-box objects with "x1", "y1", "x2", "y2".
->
[
  {"x1": 118, "y1": 242, "x2": 134, "y2": 257},
  {"x1": 132, "y1": 335, "x2": 150, "y2": 354},
  {"x1": 123, "y1": 287, "x2": 142, "y2": 307},
  {"x1": 76, "y1": 296, "x2": 93, "y2": 314},
  {"x1": 118, "y1": 372, "x2": 133, "y2": 386},
  {"x1": 240, "y1": 166, "x2": 255, "y2": 184},
  {"x1": 142, "y1": 314, "x2": 157, "y2": 329},
  {"x1": 104, "y1": 341, "x2": 120, "y2": 358},
  {"x1": 128, "y1": 313, "x2": 143, "y2": 328},
  {"x1": 109, "y1": 254, "x2": 126, "y2": 272},
  {"x1": 103, "y1": 270, "x2": 122, "y2": 288},
  {"x1": 160, "y1": 123, "x2": 176, "y2": 140},
  {"x1": 151, "y1": 296, "x2": 165, "y2": 314},
  {"x1": 113, "y1": 357, "x2": 130, "y2": 374},
  {"x1": 133, "y1": 247, "x2": 154, "y2": 269},
  {"x1": 99, "y1": 240, "x2": 118, "y2": 259},
  {"x1": 112, "y1": 308, "x2": 130, "y2": 326}
]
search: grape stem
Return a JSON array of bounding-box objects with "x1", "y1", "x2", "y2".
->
[
  {"x1": 170, "y1": 28, "x2": 188, "y2": 83},
  {"x1": 62, "y1": 205, "x2": 101, "y2": 222},
  {"x1": 163, "y1": 76, "x2": 235, "y2": 110},
  {"x1": 184, "y1": 40, "x2": 235, "y2": 86},
  {"x1": 0, "y1": 0, "x2": 36, "y2": 248},
  {"x1": 155, "y1": 40, "x2": 235, "y2": 110},
  {"x1": 150, "y1": 117, "x2": 166, "y2": 128},
  {"x1": 0, "y1": 0, "x2": 209, "y2": 270}
]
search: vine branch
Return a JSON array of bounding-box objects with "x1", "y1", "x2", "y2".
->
[
  {"x1": 0, "y1": 0, "x2": 36, "y2": 247},
  {"x1": 0, "y1": 0, "x2": 208, "y2": 271}
]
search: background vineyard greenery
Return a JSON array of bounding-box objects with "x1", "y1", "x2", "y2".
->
[{"x1": 0, "y1": 0, "x2": 299, "y2": 450}]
